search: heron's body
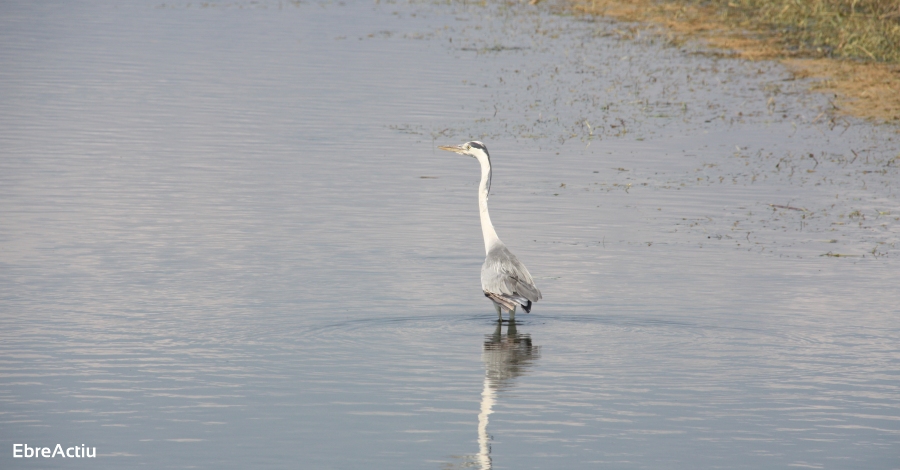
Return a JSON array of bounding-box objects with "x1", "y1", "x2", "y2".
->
[{"x1": 439, "y1": 141, "x2": 542, "y2": 320}]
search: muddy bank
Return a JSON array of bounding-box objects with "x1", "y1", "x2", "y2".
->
[
  {"x1": 565, "y1": 0, "x2": 900, "y2": 123},
  {"x1": 388, "y1": 0, "x2": 900, "y2": 258}
]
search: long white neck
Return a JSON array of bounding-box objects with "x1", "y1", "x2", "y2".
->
[{"x1": 477, "y1": 154, "x2": 502, "y2": 254}]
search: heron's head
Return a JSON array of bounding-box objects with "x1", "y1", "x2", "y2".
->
[{"x1": 438, "y1": 141, "x2": 490, "y2": 160}]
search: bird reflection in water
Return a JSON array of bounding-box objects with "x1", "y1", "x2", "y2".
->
[{"x1": 453, "y1": 320, "x2": 541, "y2": 470}]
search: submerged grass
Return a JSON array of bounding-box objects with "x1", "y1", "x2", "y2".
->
[{"x1": 565, "y1": 0, "x2": 900, "y2": 122}]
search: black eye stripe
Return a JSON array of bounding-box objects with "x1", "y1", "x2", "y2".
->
[{"x1": 467, "y1": 141, "x2": 486, "y2": 151}]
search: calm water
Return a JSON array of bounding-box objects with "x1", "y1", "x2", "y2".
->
[{"x1": 1, "y1": 0, "x2": 899, "y2": 468}]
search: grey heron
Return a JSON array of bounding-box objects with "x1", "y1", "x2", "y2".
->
[{"x1": 439, "y1": 141, "x2": 542, "y2": 320}]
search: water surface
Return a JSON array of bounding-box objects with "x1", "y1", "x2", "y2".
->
[{"x1": 1, "y1": 0, "x2": 898, "y2": 468}]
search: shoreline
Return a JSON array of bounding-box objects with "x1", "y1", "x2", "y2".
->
[{"x1": 562, "y1": 0, "x2": 900, "y2": 124}]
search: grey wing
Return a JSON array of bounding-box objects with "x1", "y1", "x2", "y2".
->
[{"x1": 482, "y1": 244, "x2": 542, "y2": 306}]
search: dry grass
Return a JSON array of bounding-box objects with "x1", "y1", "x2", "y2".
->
[
  {"x1": 566, "y1": 0, "x2": 900, "y2": 122},
  {"x1": 702, "y1": 0, "x2": 900, "y2": 63}
]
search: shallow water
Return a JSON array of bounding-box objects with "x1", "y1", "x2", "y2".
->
[{"x1": 1, "y1": 0, "x2": 898, "y2": 469}]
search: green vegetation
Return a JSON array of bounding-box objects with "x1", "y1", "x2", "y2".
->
[{"x1": 696, "y1": 0, "x2": 900, "y2": 63}]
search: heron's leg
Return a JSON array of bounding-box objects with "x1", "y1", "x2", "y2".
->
[
  {"x1": 494, "y1": 303, "x2": 502, "y2": 320},
  {"x1": 508, "y1": 306, "x2": 516, "y2": 321}
]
